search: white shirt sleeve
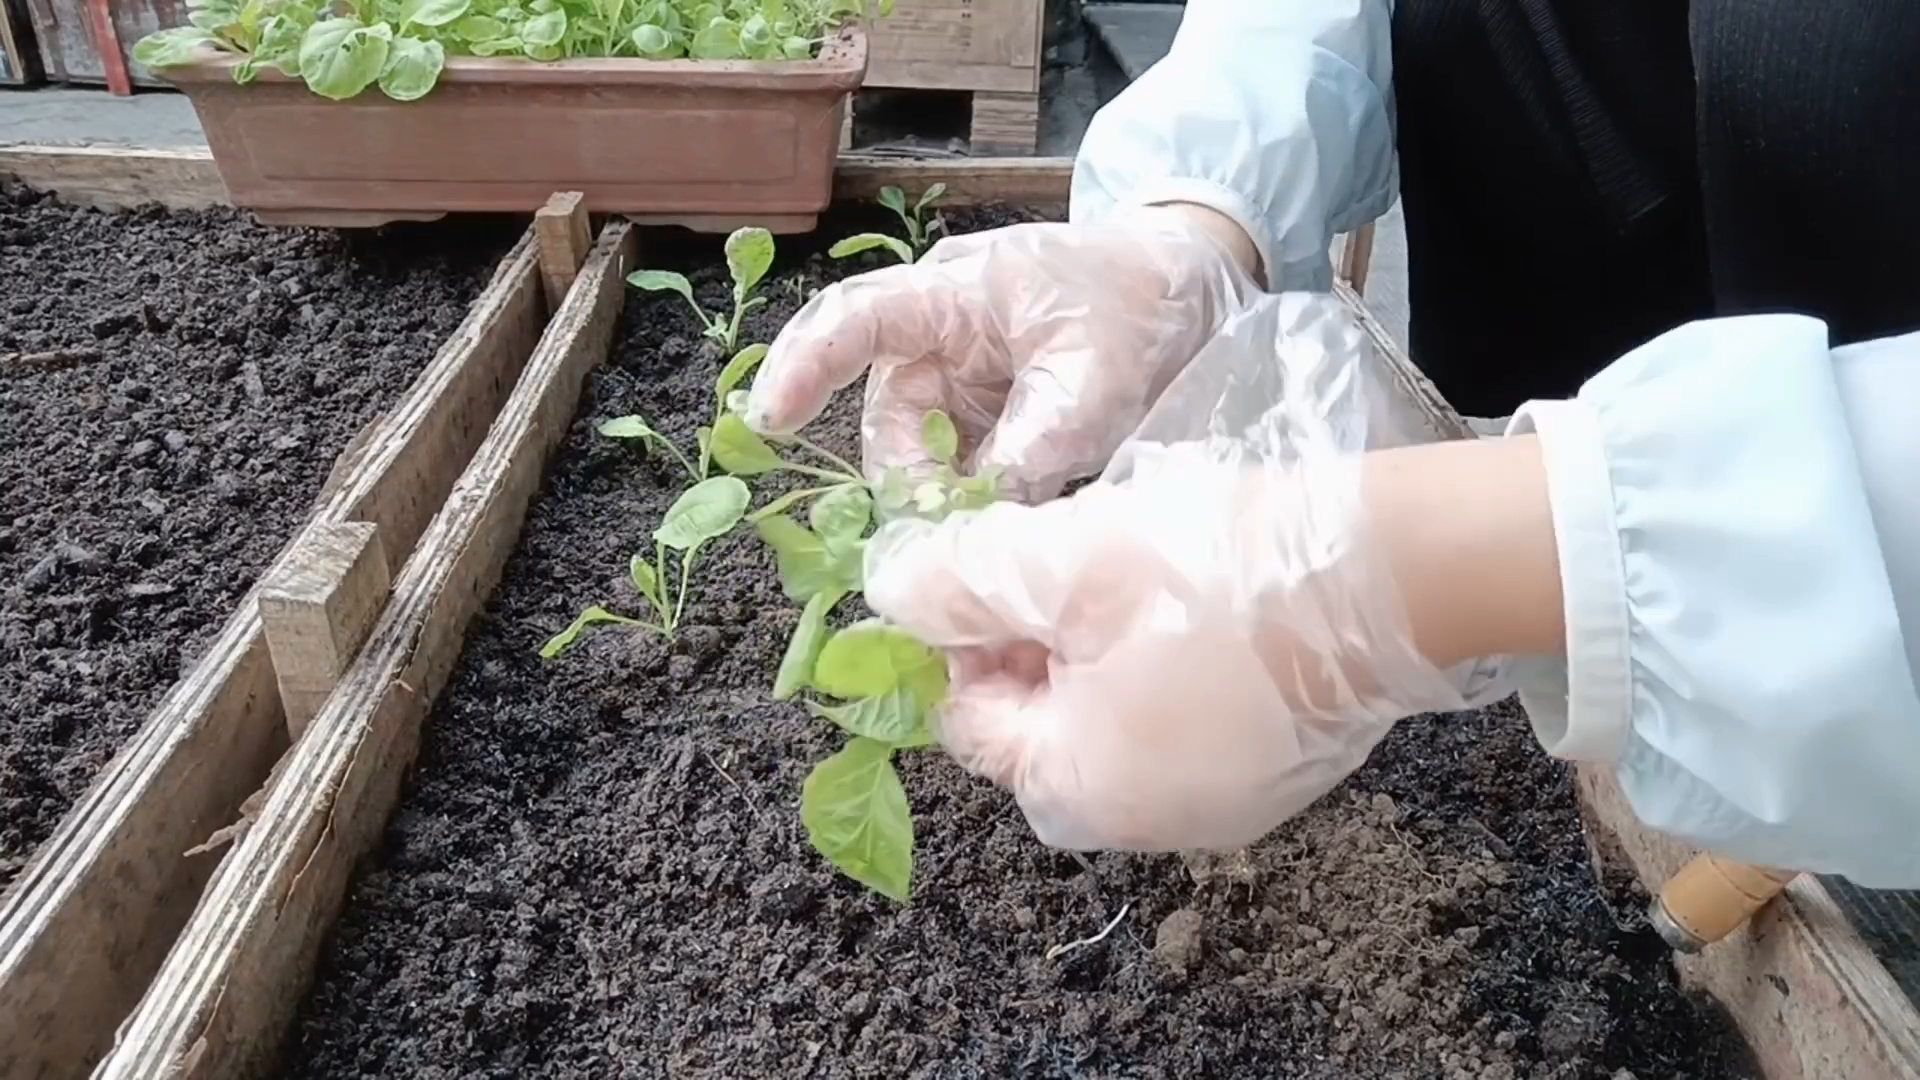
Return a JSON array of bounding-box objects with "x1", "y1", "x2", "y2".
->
[
  {"x1": 1504, "y1": 315, "x2": 1920, "y2": 889},
  {"x1": 1068, "y1": 0, "x2": 1397, "y2": 293}
]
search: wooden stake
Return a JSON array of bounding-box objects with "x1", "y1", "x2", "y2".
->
[
  {"x1": 257, "y1": 522, "x2": 392, "y2": 742},
  {"x1": 534, "y1": 191, "x2": 592, "y2": 312},
  {"x1": 1338, "y1": 222, "x2": 1377, "y2": 295}
]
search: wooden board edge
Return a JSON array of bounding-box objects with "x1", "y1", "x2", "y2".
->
[
  {"x1": 0, "y1": 143, "x2": 1072, "y2": 212},
  {"x1": 1576, "y1": 764, "x2": 1920, "y2": 1080},
  {"x1": 93, "y1": 221, "x2": 640, "y2": 1080},
  {"x1": 0, "y1": 144, "x2": 228, "y2": 209},
  {"x1": 834, "y1": 154, "x2": 1069, "y2": 207},
  {"x1": 0, "y1": 230, "x2": 546, "y2": 1080}
]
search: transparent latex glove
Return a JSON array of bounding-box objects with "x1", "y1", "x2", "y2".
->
[
  {"x1": 742, "y1": 206, "x2": 1261, "y2": 502},
  {"x1": 862, "y1": 293, "x2": 1506, "y2": 851}
]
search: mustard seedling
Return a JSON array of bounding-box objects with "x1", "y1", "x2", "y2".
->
[
  {"x1": 627, "y1": 226, "x2": 775, "y2": 353},
  {"x1": 540, "y1": 474, "x2": 749, "y2": 653},
  {"x1": 597, "y1": 341, "x2": 767, "y2": 482},
  {"x1": 726, "y1": 407, "x2": 999, "y2": 901},
  {"x1": 828, "y1": 183, "x2": 947, "y2": 265}
]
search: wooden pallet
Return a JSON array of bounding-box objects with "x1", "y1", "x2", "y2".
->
[{"x1": 851, "y1": 0, "x2": 1045, "y2": 154}]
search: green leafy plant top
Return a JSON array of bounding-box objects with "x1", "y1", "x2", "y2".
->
[
  {"x1": 829, "y1": 183, "x2": 947, "y2": 265},
  {"x1": 627, "y1": 226, "x2": 774, "y2": 355},
  {"x1": 135, "y1": 0, "x2": 894, "y2": 102},
  {"x1": 546, "y1": 215, "x2": 991, "y2": 902}
]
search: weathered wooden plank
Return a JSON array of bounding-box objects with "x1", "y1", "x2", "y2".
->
[
  {"x1": 93, "y1": 220, "x2": 639, "y2": 1080},
  {"x1": 866, "y1": 0, "x2": 1042, "y2": 93},
  {"x1": 0, "y1": 144, "x2": 1079, "y2": 214},
  {"x1": 0, "y1": 230, "x2": 546, "y2": 1080},
  {"x1": 257, "y1": 522, "x2": 393, "y2": 742},
  {"x1": 834, "y1": 154, "x2": 1070, "y2": 207},
  {"x1": 0, "y1": 145, "x2": 228, "y2": 210},
  {"x1": 534, "y1": 190, "x2": 593, "y2": 311},
  {"x1": 1578, "y1": 766, "x2": 1920, "y2": 1080}
]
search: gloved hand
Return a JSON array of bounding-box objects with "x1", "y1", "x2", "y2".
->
[
  {"x1": 742, "y1": 206, "x2": 1262, "y2": 501},
  {"x1": 856, "y1": 291, "x2": 1523, "y2": 852},
  {"x1": 862, "y1": 441, "x2": 1485, "y2": 852}
]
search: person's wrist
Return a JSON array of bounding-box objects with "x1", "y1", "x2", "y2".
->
[{"x1": 1136, "y1": 201, "x2": 1266, "y2": 287}]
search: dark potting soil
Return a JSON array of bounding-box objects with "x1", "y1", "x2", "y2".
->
[
  {"x1": 0, "y1": 185, "x2": 517, "y2": 886},
  {"x1": 284, "y1": 209, "x2": 1757, "y2": 1080}
]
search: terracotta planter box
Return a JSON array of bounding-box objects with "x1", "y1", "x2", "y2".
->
[{"x1": 160, "y1": 27, "x2": 866, "y2": 231}]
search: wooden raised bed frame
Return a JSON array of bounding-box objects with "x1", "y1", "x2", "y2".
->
[
  {"x1": 1, "y1": 145, "x2": 1915, "y2": 1080},
  {"x1": 0, "y1": 203, "x2": 559, "y2": 1080}
]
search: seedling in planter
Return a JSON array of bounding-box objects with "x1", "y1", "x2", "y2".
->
[
  {"x1": 540, "y1": 474, "x2": 750, "y2": 654},
  {"x1": 598, "y1": 340, "x2": 768, "y2": 482},
  {"x1": 137, "y1": 0, "x2": 898, "y2": 102},
  {"x1": 628, "y1": 227, "x2": 775, "y2": 354},
  {"x1": 829, "y1": 184, "x2": 947, "y2": 265}
]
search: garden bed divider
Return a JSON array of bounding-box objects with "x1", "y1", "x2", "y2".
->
[
  {"x1": 89, "y1": 218, "x2": 639, "y2": 1080},
  {"x1": 0, "y1": 210, "x2": 574, "y2": 1078}
]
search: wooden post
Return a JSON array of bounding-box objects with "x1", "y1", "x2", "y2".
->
[
  {"x1": 534, "y1": 191, "x2": 592, "y2": 312},
  {"x1": 257, "y1": 522, "x2": 392, "y2": 742},
  {"x1": 1338, "y1": 222, "x2": 1377, "y2": 295}
]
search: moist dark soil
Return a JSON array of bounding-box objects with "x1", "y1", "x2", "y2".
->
[
  {"x1": 284, "y1": 209, "x2": 1757, "y2": 1080},
  {"x1": 0, "y1": 185, "x2": 517, "y2": 885}
]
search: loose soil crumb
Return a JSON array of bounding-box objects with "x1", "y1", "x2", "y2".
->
[
  {"x1": 283, "y1": 209, "x2": 1756, "y2": 1079},
  {"x1": 0, "y1": 185, "x2": 515, "y2": 884}
]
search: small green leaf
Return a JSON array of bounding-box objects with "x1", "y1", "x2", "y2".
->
[
  {"x1": 521, "y1": 8, "x2": 566, "y2": 44},
  {"x1": 453, "y1": 13, "x2": 505, "y2": 39},
  {"x1": 878, "y1": 0, "x2": 895, "y2": 16},
  {"x1": 828, "y1": 233, "x2": 914, "y2": 264},
  {"x1": 629, "y1": 554, "x2": 662, "y2": 609},
  {"x1": 724, "y1": 226, "x2": 776, "y2": 302},
  {"x1": 809, "y1": 483, "x2": 871, "y2": 541},
  {"x1": 540, "y1": 605, "x2": 642, "y2": 659},
  {"x1": 877, "y1": 185, "x2": 908, "y2": 216},
  {"x1": 631, "y1": 22, "x2": 674, "y2": 55},
  {"x1": 654, "y1": 475, "x2": 750, "y2": 550},
  {"x1": 802, "y1": 737, "x2": 913, "y2": 901},
  {"x1": 753, "y1": 514, "x2": 846, "y2": 602},
  {"x1": 709, "y1": 413, "x2": 785, "y2": 476},
  {"x1": 714, "y1": 342, "x2": 768, "y2": 403},
  {"x1": 774, "y1": 587, "x2": 843, "y2": 699},
  {"x1": 299, "y1": 18, "x2": 391, "y2": 101},
  {"x1": 399, "y1": 0, "x2": 468, "y2": 27},
  {"x1": 627, "y1": 269, "x2": 695, "y2": 304},
  {"x1": 739, "y1": 12, "x2": 773, "y2": 52},
  {"x1": 255, "y1": 12, "x2": 307, "y2": 75},
  {"x1": 689, "y1": 16, "x2": 741, "y2": 58},
  {"x1": 914, "y1": 183, "x2": 947, "y2": 212},
  {"x1": 921, "y1": 409, "x2": 958, "y2": 464},
  {"x1": 813, "y1": 618, "x2": 947, "y2": 709},
  {"x1": 808, "y1": 690, "x2": 932, "y2": 748},
  {"x1": 378, "y1": 35, "x2": 443, "y2": 101},
  {"x1": 133, "y1": 26, "x2": 221, "y2": 67},
  {"x1": 779, "y1": 34, "x2": 811, "y2": 58},
  {"x1": 598, "y1": 414, "x2": 663, "y2": 440}
]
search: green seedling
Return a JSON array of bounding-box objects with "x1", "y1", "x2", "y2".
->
[
  {"x1": 137, "y1": 0, "x2": 897, "y2": 102},
  {"x1": 541, "y1": 474, "x2": 751, "y2": 654},
  {"x1": 729, "y1": 406, "x2": 999, "y2": 901},
  {"x1": 829, "y1": 183, "x2": 948, "y2": 265},
  {"x1": 597, "y1": 340, "x2": 768, "y2": 482},
  {"x1": 628, "y1": 227, "x2": 775, "y2": 354}
]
